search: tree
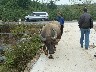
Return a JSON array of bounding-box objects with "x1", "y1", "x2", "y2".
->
[
  {"x1": 17, "y1": 0, "x2": 31, "y2": 9},
  {"x1": 0, "y1": 0, "x2": 32, "y2": 21},
  {"x1": 47, "y1": 0, "x2": 57, "y2": 10}
]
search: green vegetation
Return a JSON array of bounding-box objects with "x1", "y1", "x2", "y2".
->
[
  {"x1": 0, "y1": 0, "x2": 57, "y2": 21},
  {"x1": 0, "y1": 0, "x2": 96, "y2": 21},
  {"x1": 0, "y1": 24, "x2": 43, "y2": 72}
]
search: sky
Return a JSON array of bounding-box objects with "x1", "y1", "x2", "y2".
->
[
  {"x1": 36, "y1": 0, "x2": 96, "y2": 5},
  {"x1": 55, "y1": 0, "x2": 71, "y2": 5},
  {"x1": 35, "y1": 0, "x2": 71, "y2": 5}
]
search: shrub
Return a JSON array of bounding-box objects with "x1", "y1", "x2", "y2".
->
[
  {"x1": 0, "y1": 34, "x2": 42, "y2": 72},
  {"x1": 0, "y1": 24, "x2": 43, "y2": 72}
]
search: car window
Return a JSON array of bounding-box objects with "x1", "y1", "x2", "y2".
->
[
  {"x1": 29, "y1": 13, "x2": 34, "y2": 16},
  {"x1": 33, "y1": 13, "x2": 46, "y2": 16},
  {"x1": 29, "y1": 13, "x2": 47, "y2": 16}
]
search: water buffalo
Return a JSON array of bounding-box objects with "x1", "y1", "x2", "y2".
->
[{"x1": 40, "y1": 21, "x2": 61, "y2": 59}]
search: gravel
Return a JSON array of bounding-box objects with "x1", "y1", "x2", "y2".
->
[{"x1": 30, "y1": 22, "x2": 96, "y2": 72}]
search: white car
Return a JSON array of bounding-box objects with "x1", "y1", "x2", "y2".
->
[{"x1": 25, "y1": 12, "x2": 49, "y2": 22}]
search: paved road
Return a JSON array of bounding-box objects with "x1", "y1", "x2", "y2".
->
[{"x1": 30, "y1": 22, "x2": 96, "y2": 72}]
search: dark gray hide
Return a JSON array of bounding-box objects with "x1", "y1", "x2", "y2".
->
[
  {"x1": 40, "y1": 24, "x2": 57, "y2": 54},
  {"x1": 44, "y1": 36, "x2": 55, "y2": 54},
  {"x1": 41, "y1": 22, "x2": 61, "y2": 54}
]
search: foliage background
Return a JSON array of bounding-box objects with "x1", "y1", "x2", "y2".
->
[{"x1": 0, "y1": 0, "x2": 96, "y2": 21}]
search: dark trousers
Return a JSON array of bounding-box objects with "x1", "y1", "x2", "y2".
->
[{"x1": 61, "y1": 25, "x2": 64, "y2": 35}]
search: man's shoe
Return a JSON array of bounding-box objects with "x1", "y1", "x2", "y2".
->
[{"x1": 81, "y1": 46, "x2": 83, "y2": 48}]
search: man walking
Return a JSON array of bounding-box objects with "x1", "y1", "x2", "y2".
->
[
  {"x1": 78, "y1": 8, "x2": 93, "y2": 50},
  {"x1": 56, "y1": 12, "x2": 64, "y2": 36}
]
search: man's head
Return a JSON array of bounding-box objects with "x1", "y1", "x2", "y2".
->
[
  {"x1": 83, "y1": 8, "x2": 87, "y2": 12},
  {"x1": 57, "y1": 12, "x2": 62, "y2": 17}
]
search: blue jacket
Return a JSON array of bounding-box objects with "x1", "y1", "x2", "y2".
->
[{"x1": 57, "y1": 16, "x2": 64, "y2": 25}]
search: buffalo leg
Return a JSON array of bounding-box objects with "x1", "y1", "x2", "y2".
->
[
  {"x1": 43, "y1": 45, "x2": 46, "y2": 51},
  {"x1": 43, "y1": 45, "x2": 48, "y2": 55},
  {"x1": 49, "y1": 43, "x2": 54, "y2": 54},
  {"x1": 54, "y1": 45, "x2": 56, "y2": 51},
  {"x1": 45, "y1": 50, "x2": 48, "y2": 56},
  {"x1": 45, "y1": 42, "x2": 54, "y2": 54}
]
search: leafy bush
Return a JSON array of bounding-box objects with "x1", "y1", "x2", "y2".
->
[
  {"x1": 0, "y1": 24, "x2": 43, "y2": 72},
  {"x1": 0, "y1": 34, "x2": 42, "y2": 72}
]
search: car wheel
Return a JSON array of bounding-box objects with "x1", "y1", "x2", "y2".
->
[
  {"x1": 26, "y1": 18, "x2": 30, "y2": 22},
  {"x1": 41, "y1": 19, "x2": 45, "y2": 21}
]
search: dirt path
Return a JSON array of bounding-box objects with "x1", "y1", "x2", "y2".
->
[{"x1": 30, "y1": 22, "x2": 96, "y2": 72}]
